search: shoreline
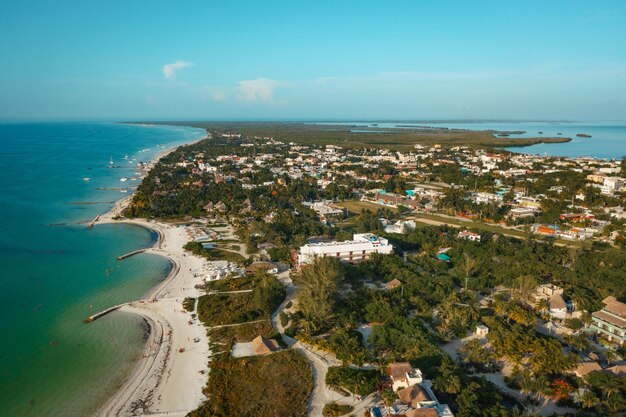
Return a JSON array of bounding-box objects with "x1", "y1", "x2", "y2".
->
[{"x1": 92, "y1": 133, "x2": 211, "y2": 416}]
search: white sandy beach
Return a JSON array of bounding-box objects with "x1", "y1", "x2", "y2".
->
[{"x1": 92, "y1": 134, "x2": 212, "y2": 417}]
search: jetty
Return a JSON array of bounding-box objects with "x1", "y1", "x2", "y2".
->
[
  {"x1": 87, "y1": 215, "x2": 100, "y2": 228},
  {"x1": 95, "y1": 187, "x2": 137, "y2": 191},
  {"x1": 84, "y1": 303, "x2": 126, "y2": 323},
  {"x1": 117, "y1": 248, "x2": 148, "y2": 260}
]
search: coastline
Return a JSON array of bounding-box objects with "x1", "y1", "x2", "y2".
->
[{"x1": 92, "y1": 133, "x2": 211, "y2": 417}]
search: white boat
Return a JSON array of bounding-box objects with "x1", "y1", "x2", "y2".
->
[
  {"x1": 120, "y1": 178, "x2": 128, "y2": 182},
  {"x1": 83, "y1": 177, "x2": 91, "y2": 181}
]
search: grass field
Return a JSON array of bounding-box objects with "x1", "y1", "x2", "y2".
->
[
  {"x1": 409, "y1": 212, "x2": 582, "y2": 247},
  {"x1": 336, "y1": 200, "x2": 397, "y2": 214}
]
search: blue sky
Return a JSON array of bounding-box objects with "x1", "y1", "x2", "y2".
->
[{"x1": 1, "y1": 1, "x2": 626, "y2": 120}]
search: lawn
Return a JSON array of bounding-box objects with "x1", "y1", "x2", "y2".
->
[{"x1": 188, "y1": 350, "x2": 313, "y2": 417}]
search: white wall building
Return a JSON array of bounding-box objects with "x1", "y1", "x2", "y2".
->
[{"x1": 298, "y1": 233, "x2": 393, "y2": 265}]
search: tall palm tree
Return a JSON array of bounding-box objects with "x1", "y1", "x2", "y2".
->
[{"x1": 462, "y1": 253, "x2": 478, "y2": 290}]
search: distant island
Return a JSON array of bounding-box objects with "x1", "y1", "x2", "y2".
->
[
  {"x1": 576, "y1": 133, "x2": 592, "y2": 138},
  {"x1": 127, "y1": 121, "x2": 571, "y2": 149}
]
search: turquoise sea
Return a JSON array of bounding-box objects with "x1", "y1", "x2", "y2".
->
[
  {"x1": 0, "y1": 122, "x2": 205, "y2": 417},
  {"x1": 318, "y1": 121, "x2": 626, "y2": 160}
]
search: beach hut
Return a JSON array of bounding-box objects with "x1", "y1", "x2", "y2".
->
[{"x1": 251, "y1": 336, "x2": 279, "y2": 355}]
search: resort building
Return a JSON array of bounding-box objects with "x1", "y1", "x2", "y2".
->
[
  {"x1": 591, "y1": 296, "x2": 626, "y2": 345},
  {"x1": 297, "y1": 233, "x2": 393, "y2": 265}
]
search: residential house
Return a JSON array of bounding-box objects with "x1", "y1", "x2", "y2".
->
[
  {"x1": 387, "y1": 362, "x2": 423, "y2": 391},
  {"x1": 591, "y1": 296, "x2": 626, "y2": 345}
]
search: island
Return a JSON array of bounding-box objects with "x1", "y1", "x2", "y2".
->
[{"x1": 101, "y1": 124, "x2": 626, "y2": 417}]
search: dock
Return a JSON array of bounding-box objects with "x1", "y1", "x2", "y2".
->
[
  {"x1": 117, "y1": 248, "x2": 148, "y2": 260},
  {"x1": 94, "y1": 187, "x2": 137, "y2": 191},
  {"x1": 84, "y1": 303, "x2": 126, "y2": 323}
]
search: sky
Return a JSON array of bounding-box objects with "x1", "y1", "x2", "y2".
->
[{"x1": 1, "y1": 1, "x2": 626, "y2": 121}]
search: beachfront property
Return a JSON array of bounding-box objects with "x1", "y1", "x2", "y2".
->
[
  {"x1": 297, "y1": 233, "x2": 393, "y2": 265},
  {"x1": 591, "y1": 296, "x2": 626, "y2": 345}
]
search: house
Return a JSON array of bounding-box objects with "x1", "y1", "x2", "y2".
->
[
  {"x1": 386, "y1": 362, "x2": 423, "y2": 391},
  {"x1": 386, "y1": 278, "x2": 403, "y2": 290},
  {"x1": 385, "y1": 220, "x2": 417, "y2": 234},
  {"x1": 202, "y1": 202, "x2": 214, "y2": 213},
  {"x1": 251, "y1": 336, "x2": 279, "y2": 355},
  {"x1": 458, "y1": 230, "x2": 481, "y2": 242},
  {"x1": 476, "y1": 325, "x2": 489, "y2": 338},
  {"x1": 591, "y1": 296, "x2": 626, "y2": 345},
  {"x1": 549, "y1": 293, "x2": 568, "y2": 319},
  {"x1": 297, "y1": 233, "x2": 393, "y2": 265},
  {"x1": 395, "y1": 379, "x2": 455, "y2": 417},
  {"x1": 398, "y1": 384, "x2": 437, "y2": 408}
]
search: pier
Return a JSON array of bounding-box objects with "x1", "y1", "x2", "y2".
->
[
  {"x1": 84, "y1": 303, "x2": 126, "y2": 323},
  {"x1": 117, "y1": 248, "x2": 148, "y2": 260},
  {"x1": 87, "y1": 215, "x2": 100, "y2": 229}
]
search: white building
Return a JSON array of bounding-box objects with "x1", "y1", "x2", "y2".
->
[
  {"x1": 297, "y1": 233, "x2": 393, "y2": 265},
  {"x1": 384, "y1": 220, "x2": 416, "y2": 234},
  {"x1": 387, "y1": 362, "x2": 424, "y2": 391},
  {"x1": 458, "y1": 230, "x2": 481, "y2": 242}
]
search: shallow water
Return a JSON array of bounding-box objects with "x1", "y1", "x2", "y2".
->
[{"x1": 0, "y1": 122, "x2": 204, "y2": 416}]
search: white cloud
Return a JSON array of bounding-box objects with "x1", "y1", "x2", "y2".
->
[
  {"x1": 162, "y1": 61, "x2": 194, "y2": 79},
  {"x1": 236, "y1": 78, "x2": 276, "y2": 102}
]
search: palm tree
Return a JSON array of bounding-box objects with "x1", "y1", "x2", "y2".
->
[
  {"x1": 519, "y1": 370, "x2": 534, "y2": 394},
  {"x1": 462, "y1": 253, "x2": 478, "y2": 290},
  {"x1": 536, "y1": 298, "x2": 549, "y2": 313},
  {"x1": 597, "y1": 374, "x2": 621, "y2": 399},
  {"x1": 580, "y1": 390, "x2": 598, "y2": 409},
  {"x1": 380, "y1": 388, "x2": 397, "y2": 415},
  {"x1": 516, "y1": 274, "x2": 537, "y2": 303},
  {"x1": 604, "y1": 349, "x2": 619, "y2": 366}
]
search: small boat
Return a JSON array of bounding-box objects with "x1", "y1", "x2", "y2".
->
[
  {"x1": 83, "y1": 177, "x2": 91, "y2": 181},
  {"x1": 120, "y1": 178, "x2": 128, "y2": 182}
]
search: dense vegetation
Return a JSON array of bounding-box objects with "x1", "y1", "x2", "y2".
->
[
  {"x1": 187, "y1": 350, "x2": 312, "y2": 417},
  {"x1": 138, "y1": 121, "x2": 570, "y2": 149},
  {"x1": 197, "y1": 272, "x2": 285, "y2": 326}
]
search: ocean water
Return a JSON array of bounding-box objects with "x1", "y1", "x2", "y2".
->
[
  {"x1": 0, "y1": 122, "x2": 204, "y2": 416},
  {"x1": 316, "y1": 121, "x2": 626, "y2": 160}
]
